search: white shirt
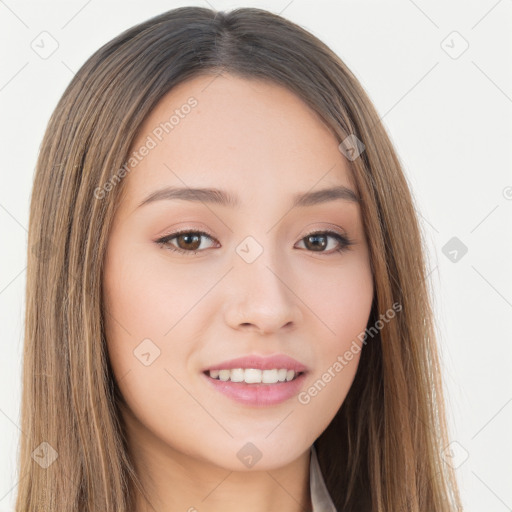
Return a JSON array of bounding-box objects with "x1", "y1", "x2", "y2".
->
[{"x1": 309, "y1": 444, "x2": 337, "y2": 512}]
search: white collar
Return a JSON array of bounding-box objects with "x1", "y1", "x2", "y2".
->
[{"x1": 309, "y1": 444, "x2": 337, "y2": 511}]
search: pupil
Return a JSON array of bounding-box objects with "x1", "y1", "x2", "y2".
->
[
  {"x1": 308, "y1": 234, "x2": 326, "y2": 250},
  {"x1": 180, "y1": 234, "x2": 200, "y2": 250}
]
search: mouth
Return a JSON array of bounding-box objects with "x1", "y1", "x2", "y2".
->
[
  {"x1": 204, "y1": 368, "x2": 305, "y2": 384},
  {"x1": 202, "y1": 368, "x2": 308, "y2": 406}
]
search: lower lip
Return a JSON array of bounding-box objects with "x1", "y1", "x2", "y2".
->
[{"x1": 202, "y1": 372, "x2": 307, "y2": 407}]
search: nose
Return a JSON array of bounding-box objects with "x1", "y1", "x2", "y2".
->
[{"x1": 223, "y1": 253, "x2": 303, "y2": 335}]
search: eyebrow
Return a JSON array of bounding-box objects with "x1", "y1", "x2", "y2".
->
[{"x1": 136, "y1": 185, "x2": 360, "y2": 210}]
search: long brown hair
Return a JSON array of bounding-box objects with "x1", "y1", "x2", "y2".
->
[{"x1": 18, "y1": 6, "x2": 462, "y2": 511}]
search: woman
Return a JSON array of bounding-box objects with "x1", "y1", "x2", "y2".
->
[{"x1": 17, "y1": 6, "x2": 462, "y2": 511}]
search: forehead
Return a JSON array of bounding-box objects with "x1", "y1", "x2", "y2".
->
[{"x1": 120, "y1": 73, "x2": 356, "y2": 211}]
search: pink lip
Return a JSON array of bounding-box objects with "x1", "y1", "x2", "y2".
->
[
  {"x1": 202, "y1": 371, "x2": 307, "y2": 407},
  {"x1": 201, "y1": 354, "x2": 309, "y2": 407},
  {"x1": 203, "y1": 354, "x2": 308, "y2": 373}
]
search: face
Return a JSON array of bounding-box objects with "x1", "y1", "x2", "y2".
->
[{"x1": 102, "y1": 73, "x2": 374, "y2": 473}]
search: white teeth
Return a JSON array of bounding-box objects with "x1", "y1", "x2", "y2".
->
[
  {"x1": 230, "y1": 368, "x2": 245, "y2": 382},
  {"x1": 262, "y1": 369, "x2": 278, "y2": 383},
  {"x1": 245, "y1": 368, "x2": 262, "y2": 383},
  {"x1": 218, "y1": 370, "x2": 230, "y2": 381},
  {"x1": 207, "y1": 368, "x2": 300, "y2": 384}
]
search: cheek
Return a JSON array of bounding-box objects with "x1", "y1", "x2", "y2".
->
[
  {"x1": 102, "y1": 240, "x2": 201, "y2": 352},
  {"x1": 305, "y1": 249, "x2": 374, "y2": 348},
  {"x1": 102, "y1": 248, "x2": 200, "y2": 443},
  {"x1": 101, "y1": 241, "x2": 187, "y2": 393},
  {"x1": 296, "y1": 251, "x2": 373, "y2": 412}
]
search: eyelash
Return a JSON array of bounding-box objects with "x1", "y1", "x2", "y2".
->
[{"x1": 155, "y1": 228, "x2": 354, "y2": 256}]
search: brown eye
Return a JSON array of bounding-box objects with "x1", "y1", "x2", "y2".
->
[
  {"x1": 155, "y1": 230, "x2": 217, "y2": 255},
  {"x1": 303, "y1": 233, "x2": 328, "y2": 251},
  {"x1": 296, "y1": 231, "x2": 353, "y2": 254},
  {"x1": 175, "y1": 233, "x2": 202, "y2": 251}
]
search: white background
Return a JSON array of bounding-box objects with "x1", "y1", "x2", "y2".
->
[{"x1": 1, "y1": 1, "x2": 511, "y2": 510}]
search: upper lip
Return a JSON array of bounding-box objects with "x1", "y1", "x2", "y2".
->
[{"x1": 203, "y1": 354, "x2": 308, "y2": 373}]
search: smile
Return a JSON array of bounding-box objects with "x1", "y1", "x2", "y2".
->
[{"x1": 206, "y1": 368, "x2": 302, "y2": 384}]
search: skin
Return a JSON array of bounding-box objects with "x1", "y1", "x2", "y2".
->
[{"x1": 102, "y1": 72, "x2": 374, "y2": 512}]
